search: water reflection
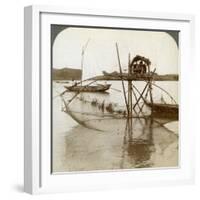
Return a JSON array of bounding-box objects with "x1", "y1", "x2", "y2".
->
[
  {"x1": 121, "y1": 117, "x2": 155, "y2": 168},
  {"x1": 52, "y1": 82, "x2": 178, "y2": 172},
  {"x1": 52, "y1": 114, "x2": 178, "y2": 172}
]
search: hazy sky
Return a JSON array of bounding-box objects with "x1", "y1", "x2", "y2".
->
[{"x1": 53, "y1": 27, "x2": 178, "y2": 79}]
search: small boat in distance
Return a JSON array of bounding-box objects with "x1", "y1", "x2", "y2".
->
[
  {"x1": 63, "y1": 39, "x2": 111, "y2": 93},
  {"x1": 64, "y1": 83, "x2": 111, "y2": 92}
]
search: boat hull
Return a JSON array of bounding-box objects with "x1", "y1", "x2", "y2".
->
[
  {"x1": 146, "y1": 102, "x2": 178, "y2": 120},
  {"x1": 65, "y1": 84, "x2": 111, "y2": 92}
]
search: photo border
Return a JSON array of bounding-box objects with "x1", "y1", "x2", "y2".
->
[{"x1": 24, "y1": 5, "x2": 195, "y2": 194}]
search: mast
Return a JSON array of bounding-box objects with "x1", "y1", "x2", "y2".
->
[{"x1": 81, "y1": 39, "x2": 90, "y2": 85}]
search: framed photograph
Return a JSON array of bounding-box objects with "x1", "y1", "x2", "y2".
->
[{"x1": 24, "y1": 5, "x2": 195, "y2": 194}]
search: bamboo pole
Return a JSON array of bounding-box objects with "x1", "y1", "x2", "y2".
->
[
  {"x1": 127, "y1": 53, "x2": 130, "y2": 119},
  {"x1": 64, "y1": 80, "x2": 97, "y2": 107},
  {"x1": 132, "y1": 82, "x2": 149, "y2": 110},
  {"x1": 149, "y1": 81, "x2": 153, "y2": 105},
  {"x1": 148, "y1": 68, "x2": 156, "y2": 106},
  {"x1": 128, "y1": 53, "x2": 133, "y2": 118},
  {"x1": 128, "y1": 53, "x2": 133, "y2": 135},
  {"x1": 132, "y1": 87, "x2": 143, "y2": 114},
  {"x1": 115, "y1": 43, "x2": 129, "y2": 113},
  {"x1": 80, "y1": 38, "x2": 90, "y2": 86},
  {"x1": 132, "y1": 84, "x2": 149, "y2": 105},
  {"x1": 137, "y1": 87, "x2": 150, "y2": 115}
]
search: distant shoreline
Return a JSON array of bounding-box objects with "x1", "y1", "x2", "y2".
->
[{"x1": 52, "y1": 67, "x2": 81, "y2": 80}]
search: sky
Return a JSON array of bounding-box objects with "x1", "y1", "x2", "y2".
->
[{"x1": 53, "y1": 27, "x2": 179, "y2": 80}]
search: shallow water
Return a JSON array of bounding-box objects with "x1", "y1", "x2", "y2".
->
[{"x1": 52, "y1": 81, "x2": 178, "y2": 172}]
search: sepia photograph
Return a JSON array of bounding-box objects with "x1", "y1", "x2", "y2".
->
[{"x1": 51, "y1": 25, "x2": 179, "y2": 173}]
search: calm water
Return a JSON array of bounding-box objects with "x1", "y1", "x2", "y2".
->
[{"x1": 52, "y1": 81, "x2": 179, "y2": 172}]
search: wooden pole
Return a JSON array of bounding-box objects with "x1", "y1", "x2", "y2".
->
[
  {"x1": 64, "y1": 80, "x2": 97, "y2": 107},
  {"x1": 132, "y1": 82, "x2": 149, "y2": 111},
  {"x1": 115, "y1": 43, "x2": 129, "y2": 113},
  {"x1": 148, "y1": 68, "x2": 156, "y2": 114},
  {"x1": 149, "y1": 81, "x2": 153, "y2": 105},
  {"x1": 132, "y1": 87, "x2": 143, "y2": 115},
  {"x1": 128, "y1": 53, "x2": 133, "y2": 135},
  {"x1": 137, "y1": 87, "x2": 150, "y2": 115},
  {"x1": 128, "y1": 53, "x2": 130, "y2": 118},
  {"x1": 127, "y1": 57, "x2": 130, "y2": 119},
  {"x1": 80, "y1": 38, "x2": 90, "y2": 86},
  {"x1": 128, "y1": 53, "x2": 133, "y2": 118}
]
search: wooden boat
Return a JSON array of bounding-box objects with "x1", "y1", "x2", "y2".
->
[
  {"x1": 64, "y1": 83, "x2": 111, "y2": 92},
  {"x1": 146, "y1": 102, "x2": 178, "y2": 119}
]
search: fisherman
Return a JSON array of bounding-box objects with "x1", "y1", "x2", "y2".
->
[
  {"x1": 133, "y1": 61, "x2": 138, "y2": 74},
  {"x1": 141, "y1": 61, "x2": 147, "y2": 74},
  {"x1": 137, "y1": 61, "x2": 143, "y2": 74},
  {"x1": 139, "y1": 61, "x2": 147, "y2": 74}
]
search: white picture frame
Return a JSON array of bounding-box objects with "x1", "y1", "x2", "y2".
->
[{"x1": 24, "y1": 5, "x2": 195, "y2": 194}]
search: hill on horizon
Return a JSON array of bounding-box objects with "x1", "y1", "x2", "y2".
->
[{"x1": 52, "y1": 67, "x2": 82, "y2": 80}]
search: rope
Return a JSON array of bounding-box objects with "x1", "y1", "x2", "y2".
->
[{"x1": 151, "y1": 83, "x2": 177, "y2": 104}]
